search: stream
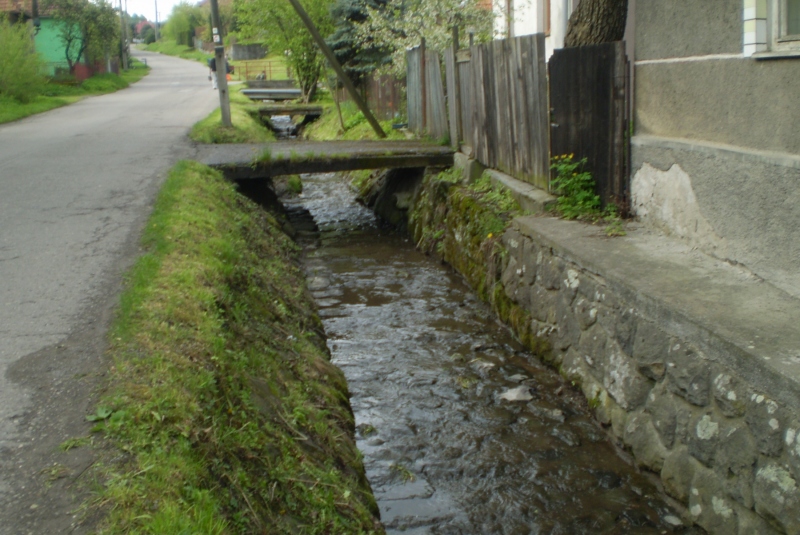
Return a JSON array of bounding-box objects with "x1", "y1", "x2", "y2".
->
[{"x1": 281, "y1": 171, "x2": 699, "y2": 534}]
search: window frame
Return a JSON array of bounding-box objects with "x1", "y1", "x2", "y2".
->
[{"x1": 771, "y1": 0, "x2": 800, "y2": 50}]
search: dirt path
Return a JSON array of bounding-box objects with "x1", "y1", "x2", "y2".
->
[{"x1": 0, "y1": 50, "x2": 217, "y2": 534}]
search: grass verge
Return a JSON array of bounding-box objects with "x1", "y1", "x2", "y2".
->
[
  {"x1": 303, "y1": 99, "x2": 406, "y2": 142},
  {"x1": 0, "y1": 59, "x2": 150, "y2": 125},
  {"x1": 85, "y1": 161, "x2": 382, "y2": 534},
  {"x1": 190, "y1": 86, "x2": 276, "y2": 143}
]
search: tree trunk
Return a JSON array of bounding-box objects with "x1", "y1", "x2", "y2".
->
[{"x1": 564, "y1": 0, "x2": 628, "y2": 47}]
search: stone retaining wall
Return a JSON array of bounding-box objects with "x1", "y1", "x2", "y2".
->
[{"x1": 500, "y1": 220, "x2": 799, "y2": 535}]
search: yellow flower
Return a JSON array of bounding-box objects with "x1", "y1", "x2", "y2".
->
[{"x1": 487, "y1": 233, "x2": 493, "y2": 238}]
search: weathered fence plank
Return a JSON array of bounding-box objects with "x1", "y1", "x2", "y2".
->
[{"x1": 458, "y1": 35, "x2": 548, "y2": 187}]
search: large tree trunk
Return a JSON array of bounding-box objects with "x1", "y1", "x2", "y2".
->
[{"x1": 564, "y1": 0, "x2": 628, "y2": 47}]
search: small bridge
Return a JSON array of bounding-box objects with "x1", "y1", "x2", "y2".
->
[{"x1": 199, "y1": 140, "x2": 454, "y2": 180}]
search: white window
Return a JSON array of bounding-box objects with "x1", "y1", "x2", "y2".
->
[
  {"x1": 768, "y1": 0, "x2": 800, "y2": 55},
  {"x1": 780, "y1": 0, "x2": 800, "y2": 39},
  {"x1": 744, "y1": 0, "x2": 800, "y2": 57}
]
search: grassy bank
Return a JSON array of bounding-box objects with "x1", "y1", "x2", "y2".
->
[
  {"x1": 303, "y1": 99, "x2": 406, "y2": 142},
  {"x1": 86, "y1": 161, "x2": 381, "y2": 534},
  {"x1": 0, "y1": 60, "x2": 150, "y2": 125},
  {"x1": 190, "y1": 86, "x2": 276, "y2": 143}
]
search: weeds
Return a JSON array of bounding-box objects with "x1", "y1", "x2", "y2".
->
[{"x1": 550, "y1": 154, "x2": 626, "y2": 236}]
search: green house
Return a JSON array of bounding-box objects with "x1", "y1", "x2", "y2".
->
[{"x1": 1, "y1": 0, "x2": 81, "y2": 75}]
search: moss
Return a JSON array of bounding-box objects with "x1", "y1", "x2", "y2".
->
[
  {"x1": 89, "y1": 161, "x2": 382, "y2": 534},
  {"x1": 407, "y1": 168, "x2": 550, "y2": 359}
]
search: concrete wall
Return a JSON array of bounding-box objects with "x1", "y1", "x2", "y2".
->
[
  {"x1": 500, "y1": 219, "x2": 799, "y2": 534},
  {"x1": 631, "y1": 0, "x2": 800, "y2": 298}
]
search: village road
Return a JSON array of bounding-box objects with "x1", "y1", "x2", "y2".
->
[{"x1": 0, "y1": 50, "x2": 217, "y2": 534}]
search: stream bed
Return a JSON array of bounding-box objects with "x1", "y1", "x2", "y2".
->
[{"x1": 283, "y1": 172, "x2": 700, "y2": 534}]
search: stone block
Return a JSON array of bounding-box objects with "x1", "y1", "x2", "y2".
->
[
  {"x1": 632, "y1": 319, "x2": 671, "y2": 382},
  {"x1": 688, "y1": 466, "x2": 739, "y2": 535},
  {"x1": 688, "y1": 411, "x2": 721, "y2": 467},
  {"x1": 714, "y1": 424, "x2": 757, "y2": 508},
  {"x1": 736, "y1": 506, "x2": 781, "y2": 535},
  {"x1": 712, "y1": 372, "x2": 748, "y2": 418},
  {"x1": 784, "y1": 423, "x2": 800, "y2": 482},
  {"x1": 624, "y1": 411, "x2": 669, "y2": 472},
  {"x1": 753, "y1": 462, "x2": 800, "y2": 534},
  {"x1": 519, "y1": 238, "x2": 538, "y2": 287},
  {"x1": 554, "y1": 291, "x2": 580, "y2": 351},
  {"x1": 666, "y1": 342, "x2": 710, "y2": 407},
  {"x1": 602, "y1": 346, "x2": 653, "y2": 411},
  {"x1": 560, "y1": 267, "x2": 581, "y2": 302},
  {"x1": 538, "y1": 254, "x2": 565, "y2": 291},
  {"x1": 614, "y1": 307, "x2": 638, "y2": 356},
  {"x1": 574, "y1": 297, "x2": 598, "y2": 331},
  {"x1": 501, "y1": 226, "x2": 523, "y2": 254},
  {"x1": 745, "y1": 393, "x2": 784, "y2": 457},
  {"x1": 501, "y1": 255, "x2": 522, "y2": 303},
  {"x1": 528, "y1": 284, "x2": 557, "y2": 323},
  {"x1": 577, "y1": 324, "x2": 608, "y2": 383},
  {"x1": 645, "y1": 382, "x2": 681, "y2": 449},
  {"x1": 661, "y1": 446, "x2": 702, "y2": 503}
]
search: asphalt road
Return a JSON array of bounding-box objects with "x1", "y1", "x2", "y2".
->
[{"x1": 0, "y1": 50, "x2": 217, "y2": 534}]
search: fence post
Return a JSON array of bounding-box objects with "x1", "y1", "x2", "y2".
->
[
  {"x1": 420, "y1": 38, "x2": 427, "y2": 133},
  {"x1": 451, "y1": 26, "x2": 463, "y2": 149}
]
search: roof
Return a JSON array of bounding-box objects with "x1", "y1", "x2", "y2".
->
[{"x1": 0, "y1": 0, "x2": 32, "y2": 15}]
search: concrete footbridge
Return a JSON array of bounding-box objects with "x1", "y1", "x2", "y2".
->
[{"x1": 198, "y1": 140, "x2": 454, "y2": 179}]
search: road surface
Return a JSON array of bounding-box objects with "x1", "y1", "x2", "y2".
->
[{"x1": 0, "y1": 50, "x2": 217, "y2": 534}]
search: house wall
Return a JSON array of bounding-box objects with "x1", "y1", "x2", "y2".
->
[
  {"x1": 631, "y1": 0, "x2": 800, "y2": 299},
  {"x1": 35, "y1": 19, "x2": 72, "y2": 74}
]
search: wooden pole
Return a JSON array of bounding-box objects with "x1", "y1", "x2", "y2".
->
[
  {"x1": 284, "y1": 0, "x2": 386, "y2": 138},
  {"x1": 420, "y1": 37, "x2": 427, "y2": 134},
  {"x1": 451, "y1": 26, "x2": 462, "y2": 149}
]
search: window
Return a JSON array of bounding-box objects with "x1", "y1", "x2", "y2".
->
[
  {"x1": 783, "y1": 0, "x2": 800, "y2": 38},
  {"x1": 745, "y1": 0, "x2": 800, "y2": 57}
]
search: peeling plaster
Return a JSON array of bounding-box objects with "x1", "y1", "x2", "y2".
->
[{"x1": 631, "y1": 163, "x2": 728, "y2": 256}]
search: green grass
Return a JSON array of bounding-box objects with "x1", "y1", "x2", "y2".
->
[
  {"x1": 190, "y1": 87, "x2": 276, "y2": 144},
  {"x1": 303, "y1": 100, "x2": 406, "y2": 141},
  {"x1": 0, "y1": 59, "x2": 150, "y2": 125},
  {"x1": 87, "y1": 161, "x2": 382, "y2": 534}
]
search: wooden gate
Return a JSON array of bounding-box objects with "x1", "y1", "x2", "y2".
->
[{"x1": 548, "y1": 41, "x2": 630, "y2": 211}]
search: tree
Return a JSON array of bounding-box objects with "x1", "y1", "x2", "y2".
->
[
  {"x1": 161, "y1": 2, "x2": 204, "y2": 46},
  {"x1": 44, "y1": 0, "x2": 119, "y2": 72},
  {"x1": 564, "y1": 0, "x2": 628, "y2": 47},
  {"x1": 235, "y1": 0, "x2": 335, "y2": 102},
  {"x1": 325, "y1": 0, "x2": 390, "y2": 88},
  {"x1": 353, "y1": 0, "x2": 494, "y2": 78}
]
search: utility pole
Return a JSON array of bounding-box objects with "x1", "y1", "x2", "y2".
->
[
  {"x1": 119, "y1": 0, "x2": 128, "y2": 70},
  {"x1": 284, "y1": 0, "x2": 386, "y2": 138},
  {"x1": 209, "y1": 0, "x2": 232, "y2": 127},
  {"x1": 154, "y1": 0, "x2": 159, "y2": 41}
]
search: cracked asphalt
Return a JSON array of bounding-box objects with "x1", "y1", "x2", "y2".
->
[{"x1": 0, "y1": 50, "x2": 217, "y2": 534}]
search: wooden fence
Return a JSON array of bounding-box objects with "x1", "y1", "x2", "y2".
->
[
  {"x1": 405, "y1": 35, "x2": 630, "y2": 199},
  {"x1": 407, "y1": 43, "x2": 449, "y2": 141},
  {"x1": 332, "y1": 73, "x2": 404, "y2": 121},
  {"x1": 549, "y1": 41, "x2": 630, "y2": 211}
]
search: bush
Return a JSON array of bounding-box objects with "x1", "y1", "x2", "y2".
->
[{"x1": 0, "y1": 17, "x2": 45, "y2": 103}]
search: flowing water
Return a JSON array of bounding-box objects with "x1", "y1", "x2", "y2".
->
[{"x1": 283, "y1": 172, "x2": 699, "y2": 535}]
